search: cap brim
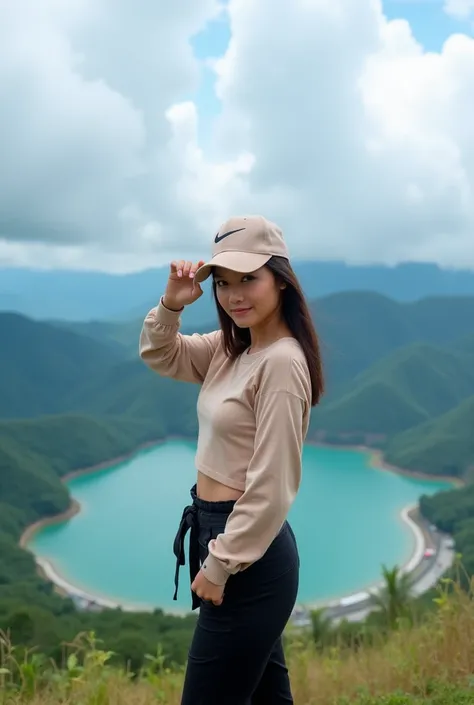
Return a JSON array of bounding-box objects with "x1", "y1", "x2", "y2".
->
[{"x1": 194, "y1": 251, "x2": 272, "y2": 283}]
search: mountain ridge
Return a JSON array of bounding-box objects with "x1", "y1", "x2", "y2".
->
[
  {"x1": 311, "y1": 339, "x2": 474, "y2": 435},
  {"x1": 0, "y1": 312, "x2": 127, "y2": 418}
]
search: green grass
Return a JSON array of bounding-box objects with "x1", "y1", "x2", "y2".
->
[{"x1": 2, "y1": 577, "x2": 474, "y2": 705}]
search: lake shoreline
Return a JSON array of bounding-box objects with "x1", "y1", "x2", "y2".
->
[
  {"x1": 19, "y1": 438, "x2": 168, "y2": 550},
  {"x1": 19, "y1": 436, "x2": 459, "y2": 614},
  {"x1": 307, "y1": 440, "x2": 464, "y2": 488},
  {"x1": 19, "y1": 435, "x2": 198, "y2": 550},
  {"x1": 19, "y1": 499, "x2": 436, "y2": 617}
]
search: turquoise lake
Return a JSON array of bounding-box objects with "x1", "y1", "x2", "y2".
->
[{"x1": 27, "y1": 441, "x2": 453, "y2": 611}]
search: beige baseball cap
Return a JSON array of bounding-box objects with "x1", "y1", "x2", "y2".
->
[{"x1": 194, "y1": 215, "x2": 289, "y2": 284}]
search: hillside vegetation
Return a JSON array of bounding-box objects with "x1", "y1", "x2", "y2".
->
[
  {"x1": 2, "y1": 579, "x2": 474, "y2": 705},
  {"x1": 59, "y1": 290, "x2": 474, "y2": 370},
  {"x1": 0, "y1": 313, "x2": 125, "y2": 418},
  {"x1": 308, "y1": 292, "x2": 474, "y2": 393},
  {"x1": 386, "y1": 394, "x2": 474, "y2": 479},
  {"x1": 420, "y1": 479, "x2": 474, "y2": 581},
  {"x1": 3, "y1": 292, "x2": 474, "y2": 473},
  {"x1": 311, "y1": 339, "x2": 474, "y2": 439}
]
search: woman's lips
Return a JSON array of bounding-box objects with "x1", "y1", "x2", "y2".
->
[{"x1": 231, "y1": 307, "x2": 252, "y2": 316}]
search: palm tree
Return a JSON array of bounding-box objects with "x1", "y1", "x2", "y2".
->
[
  {"x1": 369, "y1": 564, "x2": 413, "y2": 629},
  {"x1": 309, "y1": 607, "x2": 332, "y2": 648}
]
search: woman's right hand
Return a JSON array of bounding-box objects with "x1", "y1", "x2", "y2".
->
[{"x1": 162, "y1": 259, "x2": 206, "y2": 310}]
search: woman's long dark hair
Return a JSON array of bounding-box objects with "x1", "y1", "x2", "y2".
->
[{"x1": 212, "y1": 256, "x2": 324, "y2": 406}]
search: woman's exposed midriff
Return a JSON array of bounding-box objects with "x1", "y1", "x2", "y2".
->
[{"x1": 196, "y1": 471, "x2": 243, "y2": 502}]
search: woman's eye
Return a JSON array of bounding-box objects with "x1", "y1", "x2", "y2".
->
[{"x1": 242, "y1": 275, "x2": 254, "y2": 282}]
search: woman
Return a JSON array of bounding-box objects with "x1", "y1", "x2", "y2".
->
[{"x1": 139, "y1": 214, "x2": 324, "y2": 704}]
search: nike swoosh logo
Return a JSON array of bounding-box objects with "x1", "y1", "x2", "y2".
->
[{"x1": 214, "y1": 227, "x2": 246, "y2": 243}]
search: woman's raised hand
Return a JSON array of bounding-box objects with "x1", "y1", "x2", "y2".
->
[{"x1": 162, "y1": 260, "x2": 206, "y2": 310}]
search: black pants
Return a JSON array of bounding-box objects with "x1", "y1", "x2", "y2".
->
[{"x1": 173, "y1": 485, "x2": 299, "y2": 705}]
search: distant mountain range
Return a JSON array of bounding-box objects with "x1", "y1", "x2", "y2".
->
[{"x1": 2, "y1": 260, "x2": 474, "y2": 322}]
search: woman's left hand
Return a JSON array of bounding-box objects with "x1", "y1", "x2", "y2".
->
[{"x1": 191, "y1": 569, "x2": 224, "y2": 606}]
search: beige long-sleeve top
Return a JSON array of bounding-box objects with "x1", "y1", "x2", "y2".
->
[{"x1": 139, "y1": 299, "x2": 312, "y2": 587}]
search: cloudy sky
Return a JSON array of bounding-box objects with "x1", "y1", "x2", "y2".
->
[{"x1": 1, "y1": 0, "x2": 474, "y2": 272}]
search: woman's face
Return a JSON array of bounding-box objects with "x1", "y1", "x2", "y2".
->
[{"x1": 213, "y1": 265, "x2": 283, "y2": 329}]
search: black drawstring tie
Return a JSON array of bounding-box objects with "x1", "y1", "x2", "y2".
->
[{"x1": 173, "y1": 503, "x2": 201, "y2": 610}]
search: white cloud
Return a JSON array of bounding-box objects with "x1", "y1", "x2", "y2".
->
[
  {"x1": 444, "y1": 0, "x2": 474, "y2": 20},
  {"x1": 208, "y1": 0, "x2": 474, "y2": 267},
  {"x1": 0, "y1": 0, "x2": 221, "y2": 269},
  {"x1": 1, "y1": 0, "x2": 474, "y2": 271}
]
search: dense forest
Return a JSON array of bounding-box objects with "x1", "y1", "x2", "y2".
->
[
  {"x1": 1, "y1": 289, "x2": 473, "y2": 670},
  {"x1": 420, "y1": 482, "x2": 474, "y2": 582}
]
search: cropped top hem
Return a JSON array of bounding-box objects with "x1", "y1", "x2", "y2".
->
[{"x1": 196, "y1": 463, "x2": 246, "y2": 493}]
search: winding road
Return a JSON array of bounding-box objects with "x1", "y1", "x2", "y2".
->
[{"x1": 291, "y1": 508, "x2": 454, "y2": 628}]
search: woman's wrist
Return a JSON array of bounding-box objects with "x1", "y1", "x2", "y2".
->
[{"x1": 161, "y1": 296, "x2": 184, "y2": 312}]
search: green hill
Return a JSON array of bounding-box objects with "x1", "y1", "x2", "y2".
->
[
  {"x1": 2, "y1": 293, "x2": 474, "y2": 507},
  {"x1": 70, "y1": 359, "x2": 200, "y2": 435},
  {"x1": 448, "y1": 331, "x2": 474, "y2": 356},
  {"x1": 420, "y1": 473, "x2": 474, "y2": 581},
  {"x1": 2, "y1": 292, "x2": 474, "y2": 485},
  {"x1": 0, "y1": 414, "x2": 165, "y2": 531},
  {"x1": 386, "y1": 395, "x2": 474, "y2": 479},
  {"x1": 310, "y1": 340, "x2": 474, "y2": 436},
  {"x1": 56, "y1": 292, "x2": 474, "y2": 390},
  {"x1": 310, "y1": 292, "x2": 474, "y2": 393},
  {"x1": 49, "y1": 317, "x2": 142, "y2": 357},
  {"x1": 0, "y1": 313, "x2": 126, "y2": 418}
]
